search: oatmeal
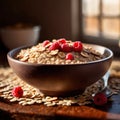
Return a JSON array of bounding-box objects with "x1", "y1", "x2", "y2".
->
[{"x1": 16, "y1": 38, "x2": 105, "y2": 64}]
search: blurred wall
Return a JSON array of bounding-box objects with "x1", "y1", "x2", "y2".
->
[{"x1": 0, "y1": 0, "x2": 72, "y2": 42}]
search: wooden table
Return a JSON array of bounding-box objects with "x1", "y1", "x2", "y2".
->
[
  {"x1": 0, "y1": 49, "x2": 120, "y2": 120},
  {"x1": 0, "y1": 92, "x2": 120, "y2": 120}
]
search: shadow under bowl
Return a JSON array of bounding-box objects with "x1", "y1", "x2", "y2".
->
[{"x1": 7, "y1": 44, "x2": 113, "y2": 96}]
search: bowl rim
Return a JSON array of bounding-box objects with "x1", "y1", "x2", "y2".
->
[
  {"x1": 7, "y1": 43, "x2": 113, "y2": 66},
  {"x1": 1, "y1": 25, "x2": 41, "y2": 32}
]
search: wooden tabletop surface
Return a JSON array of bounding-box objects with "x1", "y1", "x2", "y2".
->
[
  {"x1": 0, "y1": 49, "x2": 120, "y2": 120},
  {"x1": 0, "y1": 91, "x2": 120, "y2": 120}
]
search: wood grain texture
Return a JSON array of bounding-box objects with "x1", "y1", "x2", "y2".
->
[{"x1": 1, "y1": 91, "x2": 120, "y2": 120}]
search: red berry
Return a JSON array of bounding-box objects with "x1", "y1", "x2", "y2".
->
[
  {"x1": 73, "y1": 41, "x2": 83, "y2": 52},
  {"x1": 43, "y1": 40, "x2": 50, "y2": 47},
  {"x1": 12, "y1": 86, "x2": 23, "y2": 98},
  {"x1": 61, "y1": 43, "x2": 72, "y2": 52},
  {"x1": 49, "y1": 42, "x2": 60, "y2": 50},
  {"x1": 93, "y1": 93, "x2": 107, "y2": 106},
  {"x1": 58, "y1": 38, "x2": 66, "y2": 44},
  {"x1": 66, "y1": 53, "x2": 74, "y2": 60}
]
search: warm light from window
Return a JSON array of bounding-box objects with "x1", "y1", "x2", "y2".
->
[{"x1": 82, "y1": 0, "x2": 120, "y2": 39}]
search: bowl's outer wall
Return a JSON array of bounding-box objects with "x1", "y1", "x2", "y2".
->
[
  {"x1": 1, "y1": 26, "x2": 40, "y2": 50},
  {"x1": 7, "y1": 44, "x2": 113, "y2": 96}
]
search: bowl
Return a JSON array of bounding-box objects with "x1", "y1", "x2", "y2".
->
[
  {"x1": 7, "y1": 44, "x2": 113, "y2": 96},
  {"x1": 1, "y1": 23, "x2": 40, "y2": 50}
]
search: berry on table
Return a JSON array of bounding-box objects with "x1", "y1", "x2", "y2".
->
[
  {"x1": 12, "y1": 86, "x2": 23, "y2": 98},
  {"x1": 66, "y1": 53, "x2": 74, "y2": 60},
  {"x1": 93, "y1": 93, "x2": 107, "y2": 106},
  {"x1": 73, "y1": 41, "x2": 83, "y2": 52}
]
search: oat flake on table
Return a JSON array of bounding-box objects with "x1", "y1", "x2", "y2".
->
[{"x1": 0, "y1": 67, "x2": 120, "y2": 106}]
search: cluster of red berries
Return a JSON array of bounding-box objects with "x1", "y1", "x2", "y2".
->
[{"x1": 43, "y1": 38, "x2": 83, "y2": 60}]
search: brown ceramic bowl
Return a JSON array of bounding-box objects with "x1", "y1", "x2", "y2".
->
[{"x1": 7, "y1": 44, "x2": 113, "y2": 96}]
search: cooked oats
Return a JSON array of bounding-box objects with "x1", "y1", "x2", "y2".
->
[{"x1": 16, "y1": 39, "x2": 105, "y2": 64}]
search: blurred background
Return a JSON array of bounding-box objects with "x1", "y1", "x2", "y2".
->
[{"x1": 0, "y1": 0, "x2": 120, "y2": 58}]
